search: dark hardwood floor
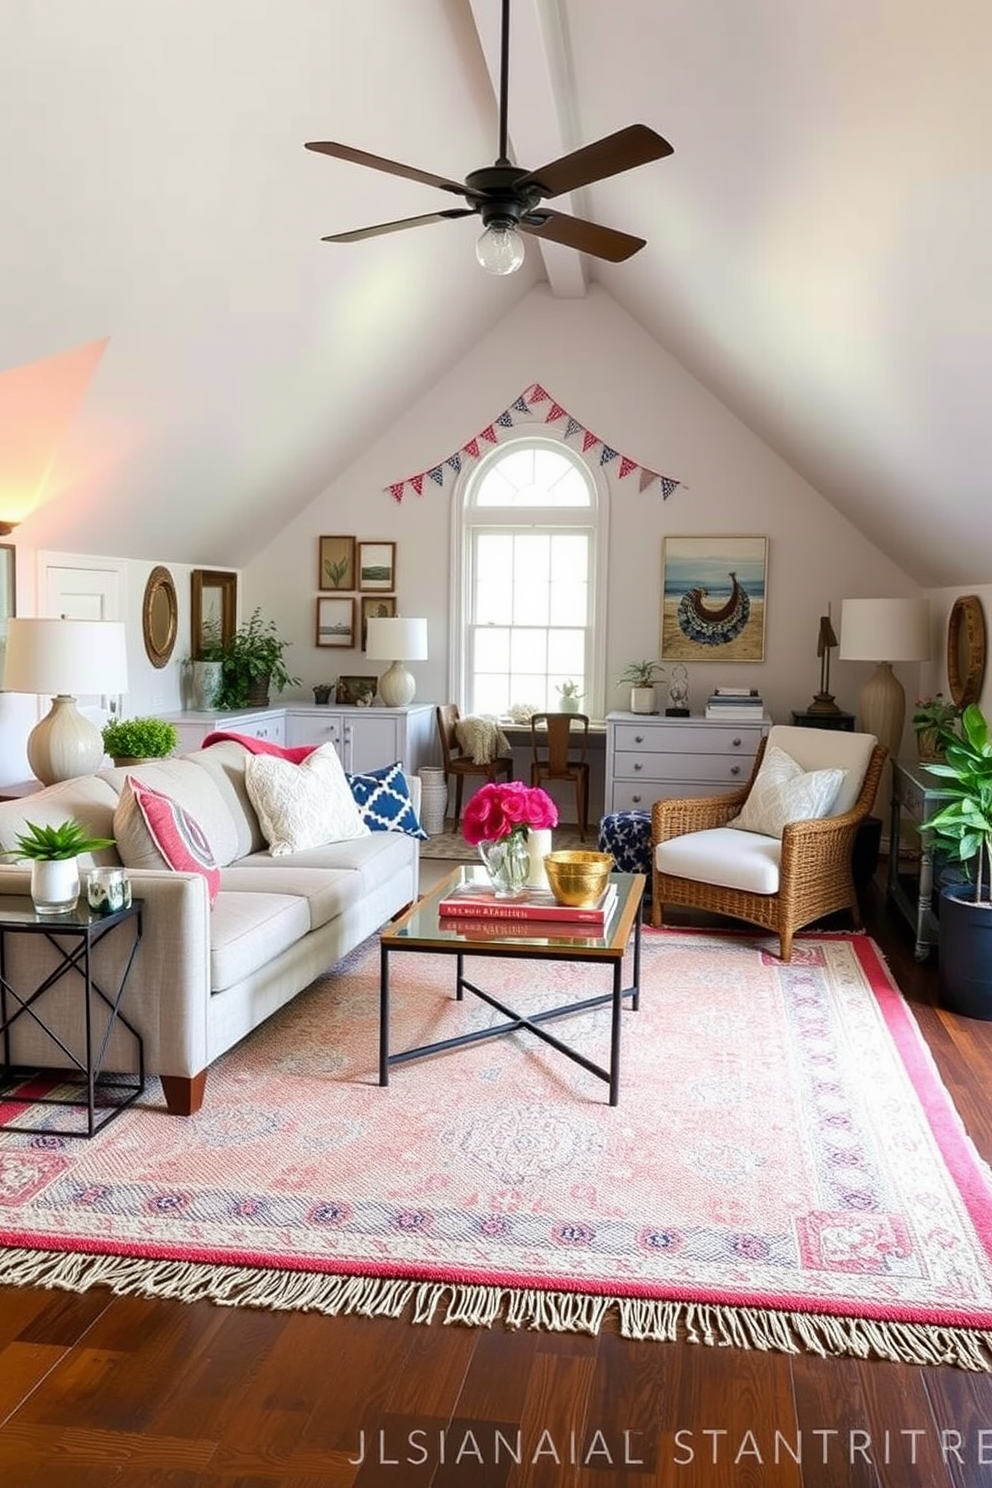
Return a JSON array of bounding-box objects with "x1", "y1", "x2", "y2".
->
[{"x1": 3, "y1": 868, "x2": 992, "y2": 1487}]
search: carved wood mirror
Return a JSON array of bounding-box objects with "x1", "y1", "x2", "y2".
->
[
  {"x1": 142, "y1": 565, "x2": 178, "y2": 668},
  {"x1": 190, "y1": 569, "x2": 237, "y2": 659},
  {"x1": 946, "y1": 594, "x2": 987, "y2": 708}
]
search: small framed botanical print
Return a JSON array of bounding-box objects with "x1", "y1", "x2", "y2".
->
[
  {"x1": 361, "y1": 595, "x2": 396, "y2": 651},
  {"x1": 358, "y1": 541, "x2": 396, "y2": 592},
  {"x1": 318, "y1": 535, "x2": 356, "y2": 591},
  {"x1": 315, "y1": 596, "x2": 356, "y2": 648}
]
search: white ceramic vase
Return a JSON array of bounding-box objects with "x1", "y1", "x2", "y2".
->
[
  {"x1": 31, "y1": 857, "x2": 81, "y2": 914},
  {"x1": 630, "y1": 686, "x2": 656, "y2": 714}
]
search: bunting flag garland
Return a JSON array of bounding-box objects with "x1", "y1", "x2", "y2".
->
[{"x1": 386, "y1": 383, "x2": 683, "y2": 503}]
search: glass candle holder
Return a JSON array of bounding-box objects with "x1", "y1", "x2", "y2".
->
[{"x1": 86, "y1": 866, "x2": 132, "y2": 915}]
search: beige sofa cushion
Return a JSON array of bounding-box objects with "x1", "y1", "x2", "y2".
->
[{"x1": 209, "y1": 891, "x2": 311, "y2": 992}]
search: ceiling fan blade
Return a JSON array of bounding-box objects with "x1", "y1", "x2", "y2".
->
[
  {"x1": 305, "y1": 141, "x2": 468, "y2": 198},
  {"x1": 322, "y1": 208, "x2": 475, "y2": 243},
  {"x1": 519, "y1": 209, "x2": 646, "y2": 263},
  {"x1": 517, "y1": 124, "x2": 673, "y2": 201}
]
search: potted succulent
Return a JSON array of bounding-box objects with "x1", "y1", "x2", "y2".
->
[
  {"x1": 919, "y1": 703, "x2": 992, "y2": 1018},
  {"x1": 101, "y1": 716, "x2": 179, "y2": 766},
  {"x1": 556, "y1": 680, "x2": 583, "y2": 714},
  {"x1": 214, "y1": 607, "x2": 301, "y2": 710},
  {"x1": 617, "y1": 660, "x2": 666, "y2": 715},
  {"x1": 3, "y1": 819, "x2": 115, "y2": 914}
]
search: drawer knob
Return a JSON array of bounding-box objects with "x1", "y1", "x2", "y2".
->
[
  {"x1": 732, "y1": 737, "x2": 742, "y2": 747},
  {"x1": 631, "y1": 793, "x2": 642, "y2": 804},
  {"x1": 731, "y1": 765, "x2": 741, "y2": 776},
  {"x1": 634, "y1": 734, "x2": 644, "y2": 744},
  {"x1": 633, "y1": 761, "x2": 643, "y2": 771}
]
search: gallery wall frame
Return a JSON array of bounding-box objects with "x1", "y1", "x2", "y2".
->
[
  {"x1": 318, "y1": 535, "x2": 356, "y2": 591},
  {"x1": 358, "y1": 541, "x2": 396, "y2": 592},
  {"x1": 660, "y1": 535, "x2": 768, "y2": 663},
  {"x1": 361, "y1": 595, "x2": 396, "y2": 651},
  {"x1": 316, "y1": 595, "x2": 356, "y2": 648}
]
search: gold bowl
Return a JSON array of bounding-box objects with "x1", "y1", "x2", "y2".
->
[{"x1": 544, "y1": 849, "x2": 613, "y2": 907}]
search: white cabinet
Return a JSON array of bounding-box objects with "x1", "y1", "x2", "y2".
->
[
  {"x1": 162, "y1": 704, "x2": 437, "y2": 777},
  {"x1": 284, "y1": 705, "x2": 435, "y2": 775},
  {"x1": 604, "y1": 712, "x2": 771, "y2": 813}
]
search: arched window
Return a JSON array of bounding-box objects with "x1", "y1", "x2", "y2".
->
[{"x1": 452, "y1": 436, "x2": 608, "y2": 716}]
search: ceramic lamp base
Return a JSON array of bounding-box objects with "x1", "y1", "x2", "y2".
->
[
  {"x1": 27, "y1": 695, "x2": 104, "y2": 785},
  {"x1": 377, "y1": 661, "x2": 415, "y2": 707}
]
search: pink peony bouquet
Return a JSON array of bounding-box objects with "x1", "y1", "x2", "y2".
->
[{"x1": 462, "y1": 781, "x2": 559, "y2": 846}]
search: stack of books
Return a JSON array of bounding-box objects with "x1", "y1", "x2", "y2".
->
[
  {"x1": 438, "y1": 880, "x2": 618, "y2": 932},
  {"x1": 705, "y1": 687, "x2": 766, "y2": 720}
]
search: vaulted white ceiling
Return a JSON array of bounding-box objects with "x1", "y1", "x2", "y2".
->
[{"x1": 1, "y1": 1, "x2": 988, "y2": 585}]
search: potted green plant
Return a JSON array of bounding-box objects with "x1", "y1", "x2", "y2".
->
[
  {"x1": 214, "y1": 607, "x2": 301, "y2": 710},
  {"x1": 3, "y1": 819, "x2": 115, "y2": 914},
  {"x1": 617, "y1": 660, "x2": 666, "y2": 715},
  {"x1": 919, "y1": 702, "x2": 992, "y2": 1018},
  {"x1": 912, "y1": 692, "x2": 961, "y2": 762},
  {"x1": 556, "y1": 680, "x2": 583, "y2": 714},
  {"x1": 187, "y1": 615, "x2": 226, "y2": 710},
  {"x1": 101, "y1": 716, "x2": 179, "y2": 766}
]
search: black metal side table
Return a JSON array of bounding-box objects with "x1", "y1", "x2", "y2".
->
[{"x1": 0, "y1": 896, "x2": 144, "y2": 1137}]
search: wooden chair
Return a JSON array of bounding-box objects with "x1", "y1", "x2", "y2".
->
[
  {"x1": 650, "y1": 724, "x2": 887, "y2": 960},
  {"x1": 435, "y1": 704, "x2": 514, "y2": 822},
  {"x1": 529, "y1": 712, "x2": 591, "y2": 841}
]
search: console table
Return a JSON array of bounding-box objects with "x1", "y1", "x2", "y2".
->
[
  {"x1": 887, "y1": 758, "x2": 953, "y2": 960},
  {"x1": 604, "y1": 712, "x2": 771, "y2": 814}
]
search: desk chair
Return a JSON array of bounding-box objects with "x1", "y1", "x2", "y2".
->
[
  {"x1": 530, "y1": 712, "x2": 591, "y2": 840},
  {"x1": 435, "y1": 704, "x2": 514, "y2": 821}
]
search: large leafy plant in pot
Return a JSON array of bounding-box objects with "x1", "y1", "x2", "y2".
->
[
  {"x1": 920, "y1": 703, "x2": 992, "y2": 1018},
  {"x1": 214, "y1": 608, "x2": 301, "y2": 710}
]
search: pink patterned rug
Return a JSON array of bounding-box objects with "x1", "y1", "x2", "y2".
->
[{"x1": 3, "y1": 929, "x2": 992, "y2": 1369}]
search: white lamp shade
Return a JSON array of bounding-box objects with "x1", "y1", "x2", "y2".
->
[
  {"x1": 4, "y1": 617, "x2": 129, "y2": 695},
  {"x1": 365, "y1": 617, "x2": 428, "y2": 663},
  {"x1": 838, "y1": 599, "x2": 930, "y2": 663}
]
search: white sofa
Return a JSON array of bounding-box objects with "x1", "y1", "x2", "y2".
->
[{"x1": 0, "y1": 741, "x2": 420, "y2": 1115}]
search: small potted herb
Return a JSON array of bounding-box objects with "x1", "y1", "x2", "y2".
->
[
  {"x1": 617, "y1": 660, "x2": 666, "y2": 714},
  {"x1": 102, "y1": 716, "x2": 179, "y2": 766},
  {"x1": 556, "y1": 680, "x2": 584, "y2": 714},
  {"x1": 4, "y1": 819, "x2": 116, "y2": 914}
]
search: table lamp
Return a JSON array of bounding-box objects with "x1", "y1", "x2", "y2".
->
[
  {"x1": 838, "y1": 598, "x2": 930, "y2": 758},
  {"x1": 3, "y1": 617, "x2": 129, "y2": 784},
  {"x1": 365, "y1": 617, "x2": 428, "y2": 707}
]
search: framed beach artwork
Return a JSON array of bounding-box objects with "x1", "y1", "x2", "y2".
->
[
  {"x1": 315, "y1": 596, "x2": 355, "y2": 648},
  {"x1": 318, "y1": 535, "x2": 355, "y2": 591},
  {"x1": 358, "y1": 541, "x2": 396, "y2": 592},
  {"x1": 660, "y1": 536, "x2": 768, "y2": 662},
  {"x1": 360, "y1": 594, "x2": 396, "y2": 651}
]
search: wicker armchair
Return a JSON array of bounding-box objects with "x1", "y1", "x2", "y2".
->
[{"x1": 650, "y1": 725, "x2": 887, "y2": 960}]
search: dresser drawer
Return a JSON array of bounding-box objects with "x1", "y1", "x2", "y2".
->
[
  {"x1": 614, "y1": 750, "x2": 753, "y2": 785},
  {"x1": 612, "y1": 722, "x2": 764, "y2": 755},
  {"x1": 611, "y1": 780, "x2": 731, "y2": 812}
]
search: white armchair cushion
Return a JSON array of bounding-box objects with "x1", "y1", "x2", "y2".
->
[
  {"x1": 729, "y1": 745, "x2": 845, "y2": 839},
  {"x1": 762, "y1": 725, "x2": 877, "y2": 816},
  {"x1": 656, "y1": 827, "x2": 782, "y2": 895}
]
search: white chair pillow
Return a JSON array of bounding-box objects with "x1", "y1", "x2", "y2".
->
[
  {"x1": 245, "y1": 743, "x2": 370, "y2": 855},
  {"x1": 730, "y1": 745, "x2": 846, "y2": 840}
]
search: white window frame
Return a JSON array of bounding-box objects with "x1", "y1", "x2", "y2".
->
[{"x1": 449, "y1": 431, "x2": 610, "y2": 717}]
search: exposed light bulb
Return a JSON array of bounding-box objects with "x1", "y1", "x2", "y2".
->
[{"x1": 475, "y1": 223, "x2": 525, "y2": 276}]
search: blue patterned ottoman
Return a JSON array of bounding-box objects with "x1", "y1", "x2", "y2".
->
[{"x1": 598, "y1": 811, "x2": 652, "y2": 902}]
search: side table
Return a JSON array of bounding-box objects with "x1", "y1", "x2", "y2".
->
[
  {"x1": 887, "y1": 759, "x2": 953, "y2": 960},
  {"x1": 0, "y1": 896, "x2": 144, "y2": 1137}
]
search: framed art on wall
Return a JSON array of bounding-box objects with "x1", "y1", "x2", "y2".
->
[
  {"x1": 337, "y1": 674, "x2": 377, "y2": 706},
  {"x1": 315, "y1": 596, "x2": 356, "y2": 648},
  {"x1": 318, "y1": 535, "x2": 355, "y2": 591},
  {"x1": 358, "y1": 541, "x2": 396, "y2": 592},
  {"x1": 360, "y1": 595, "x2": 396, "y2": 651},
  {"x1": 660, "y1": 535, "x2": 768, "y2": 662}
]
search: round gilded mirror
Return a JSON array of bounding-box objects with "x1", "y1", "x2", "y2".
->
[
  {"x1": 142, "y1": 565, "x2": 178, "y2": 668},
  {"x1": 946, "y1": 594, "x2": 987, "y2": 708}
]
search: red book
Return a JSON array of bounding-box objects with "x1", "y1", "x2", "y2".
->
[
  {"x1": 439, "y1": 916, "x2": 610, "y2": 942},
  {"x1": 437, "y1": 881, "x2": 617, "y2": 926}
]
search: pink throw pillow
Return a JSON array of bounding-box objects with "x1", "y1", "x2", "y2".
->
[{"x1": 124, "y1": 777, "x2": 221, "y2": 906}]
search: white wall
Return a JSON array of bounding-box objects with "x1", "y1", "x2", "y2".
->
[{"x1": 244, "y1": 284, "x2": 921, "y2": 730}]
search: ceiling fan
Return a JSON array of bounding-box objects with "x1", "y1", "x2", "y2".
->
[{"x1": 305, "y1": 0, "x2": 673, "y2": 275}]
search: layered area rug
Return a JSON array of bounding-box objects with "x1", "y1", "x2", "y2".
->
[{"x1": 3, "y1": 930, "x2": 992, "y2": 1369}]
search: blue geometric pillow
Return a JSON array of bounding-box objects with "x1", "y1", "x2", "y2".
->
[{"x1": 346, "y1": 762, "x2": 428, "y2": 840}]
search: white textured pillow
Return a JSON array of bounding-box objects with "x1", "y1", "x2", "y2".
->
[
  {"x1": 730, "y1": 745, "x2": 846, "y2": 839},
  {"x1": 245, "y1": 744, "x2": 370, "y2": 855}
]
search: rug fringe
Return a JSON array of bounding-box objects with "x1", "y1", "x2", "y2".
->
[{"x1": 3, "y1": 1246, "x2": 992, "y2": 1371}]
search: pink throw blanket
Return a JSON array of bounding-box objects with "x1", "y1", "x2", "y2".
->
[{"x1": 202, "y1": 730, "x2": 316, "y2": 764}]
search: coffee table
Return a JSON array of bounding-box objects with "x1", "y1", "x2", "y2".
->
[{"x1": 379, "y1": 866, "x2": 643, "y2": 1105}]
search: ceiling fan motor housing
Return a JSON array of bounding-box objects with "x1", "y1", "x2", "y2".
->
[{"x1": 465, "y1": 164, "x2": 543, "y2": 228}]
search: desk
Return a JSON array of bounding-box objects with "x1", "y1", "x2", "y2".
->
[
  {"x1": 0, "y1": 897, "x2": 144, "y2": 1136},
  {"x1": 887, "y1": 759, "x2": 953, "y2": 961}
]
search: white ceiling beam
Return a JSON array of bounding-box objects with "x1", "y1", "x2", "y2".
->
[{"x1": 466, "y1": 0, "x2": 587, "y2": 297}]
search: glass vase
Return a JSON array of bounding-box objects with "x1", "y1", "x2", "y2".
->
[{"x1": 478, "y1": 832, "x2": 531, "y2": 898}]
